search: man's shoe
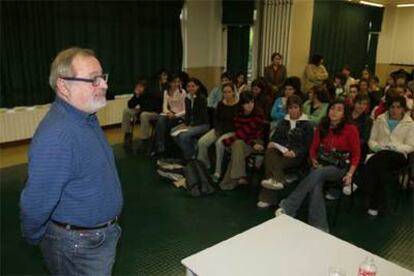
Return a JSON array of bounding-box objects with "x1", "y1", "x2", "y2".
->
[
  {"x1": 285, "y1": 174, "x2": 299, "y2": 184},
  {"x1": 261, "y1": 179, "x2": 284, "y2": 190},
  {"x1": 212, "y1": 172, "x2": 221, "y2": 183},
  {"x1": 275, "y1": 207, "x2": 286, "y2": 217},
  {"x1": 367, "y1": 209, "x2": 378, "y2": 216},
  {"x1": 325, "y1": 193, "x2": 338, "y2": 201},
  {"x1": 257, "y1": 201, "x2": 270, "y2": 208}
]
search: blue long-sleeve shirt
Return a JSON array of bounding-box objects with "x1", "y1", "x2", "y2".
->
[
  {"x1": 20, "y1": 97, "x2": 123, "y2": 244},
  {"x1": 207, "y1": 86, "x2": 223, "y2": 108},
  {"x1": 270, "y1": 97, "x2": 286, "y2": 122}
]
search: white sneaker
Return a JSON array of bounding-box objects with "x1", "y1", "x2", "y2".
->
[
  {"x1": 342, "y1": 183, "x2": 358, "y2": 195},
  {"x1": 261, "y1": 179, "x2": 284, "y2": 190},
  {"x1": 367, "y1": 209, "x2": 378, "y2": 216},
  {"x1": 285, "y1": 174, "x2": 299, "y2": 184},
  {"x1": 275, "y1": 207, "x2": 286, "y2": 217},
  {"x1": 325, "y1": 193, "x2": 337, "y2": 200},
  {"x1": 257, "y1": 201, "x2": 270, "y2": 208}
]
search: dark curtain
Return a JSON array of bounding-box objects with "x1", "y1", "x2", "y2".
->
[
  {"x1": 227, "y1": 26, "x2": 250, "y2": 75},
  {"x1": 310, "y1": 0, "x2": 383, "y2": 77},
  {"x1": 0, "y1": 1, "x2": 183, "y2": 108}
]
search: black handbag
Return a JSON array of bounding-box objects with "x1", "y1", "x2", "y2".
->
[{"x1": 317, "y1": 145, "x2": 350, "y2": 169}]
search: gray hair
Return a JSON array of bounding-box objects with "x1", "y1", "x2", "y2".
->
[{"x1": 49, "y1": 47, "x2": 95, "y2": 92}]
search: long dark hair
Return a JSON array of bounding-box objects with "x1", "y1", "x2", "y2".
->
[
  {"x1": 187, "y1": 77, "x2": 208, "y2": 98},
  {"x1": 319, "y1": 99, "x2": 350, "y2": 139},
  {"x1": 167, "y1": 73, "x2": 183, "y2": 95},
  {"x1": 238, "y1": 91, "x2": 257, "y2": 115}
]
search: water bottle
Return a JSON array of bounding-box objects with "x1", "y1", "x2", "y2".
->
[{"x1": 358, "y1": 257, "x2": 377, "y2": 276}]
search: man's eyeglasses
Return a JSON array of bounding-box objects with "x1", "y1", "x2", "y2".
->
[{"x1": 60, "y1": 73, "x2": 109, "y2": 87}]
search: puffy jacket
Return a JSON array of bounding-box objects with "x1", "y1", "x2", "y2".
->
[{"x1": 368, "y1": 112, "x2": 414, "y2": 155}]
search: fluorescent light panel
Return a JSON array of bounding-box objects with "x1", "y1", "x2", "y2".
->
[
  {"x1": 359, "y1": 1, "x2": 384, "y2": 7},
  {"x1": 396, "y1": 3, "x2": 414, "y2": 7}
]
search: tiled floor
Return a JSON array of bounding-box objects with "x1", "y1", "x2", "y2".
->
[{"x1": 1, "y1": 127, "x2": 413, "y2": 275}]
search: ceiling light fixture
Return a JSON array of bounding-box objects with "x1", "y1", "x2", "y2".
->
[
  {"x1": 359, "y1": 1, "x2": 384, "y2": 7},
  {"x1": 396, "y1": 3, "x2": 414, "y2": 7}
]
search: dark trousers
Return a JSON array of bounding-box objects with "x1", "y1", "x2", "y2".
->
[{"x1": 361, "y1": 150, "x2": 407, "y2": 211}]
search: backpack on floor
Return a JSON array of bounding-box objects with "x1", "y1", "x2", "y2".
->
[{"x1": 184, "y1": 160, "x2": 214, "y2": 197}]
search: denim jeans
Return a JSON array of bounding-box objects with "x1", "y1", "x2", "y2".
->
[
  {"x1": 280, "y1": 165, "x2": 346, "y2": 232},
  {"x1": 40, "y1": 222, "x2": 121, "y2": 276},
  {"x1": 173, "y1": 124, "x2": 209, "y2": 160},
  {"x1": 154, "y1": 115, "x2": 182, "y2": 153}
]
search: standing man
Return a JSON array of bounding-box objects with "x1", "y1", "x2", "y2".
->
[{"x1": 20, "y1": 47, "x2": 123, "y2": 275}]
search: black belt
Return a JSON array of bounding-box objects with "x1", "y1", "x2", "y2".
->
[{"x1": 51, "y1": 217, "x2": 118, "y2": 230}]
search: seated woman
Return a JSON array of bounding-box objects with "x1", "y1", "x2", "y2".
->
[
  {"x1": 152, "y1": 74, "x2": 186, "y2": 156},
  {"x1": 257, "y1": 95, "x2": 314, "y2": 208},
  {"x1": 219, "y1": 91, "x2": 265, "y2": 190},
  {"x1": 341, "y1": 94, "x2": 372, "y2": 195},
  {"x1": 303, "y1": 54, "x2": 329, "y2": 95},
  {"x1": 251, "y1": 78, "x2": 274, "y2": 119},
  {"x1": 197, "y1": 83, "x2": 238, "y2": 181},
  {"x1": 172, "y1": 78, "x2": 210, "y2": 160},
  {"x1": 344, "y1": 84, "x2": 359, "y2": 108},
  {"x1": 303, "y1": 85, "x2": 330, "y2": 127},
  {"x1": 270, "y1": 77, "x2": 302, "y2": 123},
  {"x1": 362, "y1": 96, "x2": 414, "y2": 216},
  {"x1": 234, "y1": 71, "x2": 249, "y2": 95},
  {"x1": 275, "y1": 100, "x2": 361, "y2": 232}
]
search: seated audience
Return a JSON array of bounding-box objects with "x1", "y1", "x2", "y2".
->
[
  {"x1": 368, "y1": 76, "x2": 383, "y2": 109},
  {"x1": 271, "y1": 77, "x2": 302, "y2": 123},
  {"x1": 264, "y1": 52, "x2": 287, "y2": 96},
  {"x1": 333, "y1": 73, "x2": 347, "y2": 98},
  {"x1": 219, "y1": 91, "x2": 265, "y2": 190},
  {"x1": 122, "y1": 79, "x2": 162, "y2": 151},
  {"x1": 371, "y1": 86, "x2": 405, "y2": 119},
  {"x1": 303, "y1": 54, "x2": 329, "y2": 94},
  {"x1": 345, "y1": 94, "x2": 373, "y2": 194},
  {"x1": 152, "y1": 74, "x2": 186, "y2": 156},
  {"x1": 358, "y1": 79, "x2": 369, "y2": 96},
  {"x1": 362, "y1": 96, "x2": 414, "y2": 216},
  {"x1": 341, "y1": 65, "x2": 355, "y2": 93},
  {"x1": 153, "y1": 68, "x2": 169, "y2": 101},
  {"x1": 198, "y1": 83, "x2": 238, "y2": 181},
  {"x1": 351, "y1": 95, "x2": 372, "y2": 147},
  {"x1": 207, "y1": 72, "x2": 232, "y2": 109},
  {"x1": 276, "y1": 100, "x2": 360, "y2": 232},
  {"x1": 344, "y1": 84, "x2": 359, "y2": 107},
  {"x1": 234, "y1": 71, "x2": 249, "y2": 95},
  {"x1": 257, "y1": 95, "x2": 314, "y2": 208},
  {"x1": 384, "y1": 75, "x2": 395, "y2": 95},
  {"x1": 172, "y1": 78, "x2": 209, "y2": 160},
  {"x1": 303, "y1": 85, "x2": 330, "y2": 127},
  {"x1": 359, "y1": 68, "x2": 371, "y2": 82},
  {"x1": 251, "y1": 78, "x2": 274, "y2": 118}
]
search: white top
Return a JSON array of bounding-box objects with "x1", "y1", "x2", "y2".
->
[{"x1": 182, "y1": 215, "x2": 413, "y2": 276}]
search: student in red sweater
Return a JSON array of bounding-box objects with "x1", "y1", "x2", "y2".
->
[
  {"x1": 219, "y1": 91, "x2": 265, "y2": 190},
  {"x1": 275, "y1": 99, "x2": 360, "y2": 232}
]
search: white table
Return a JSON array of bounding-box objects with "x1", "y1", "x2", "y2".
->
[{"x1": 181, "y1": 215, "x2": 414, "y2": 276}]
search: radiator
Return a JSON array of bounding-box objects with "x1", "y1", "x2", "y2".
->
[
  {"x1": 257, "y1": 0, "x2": 293, "y2": 76},
  {"x1": 0, "y1": 95, "x2": 131, "y2": 143}
]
